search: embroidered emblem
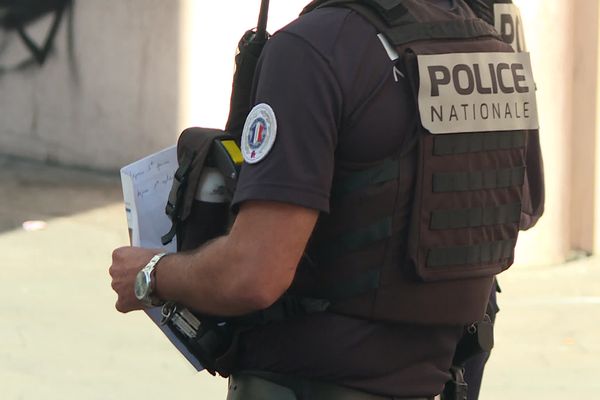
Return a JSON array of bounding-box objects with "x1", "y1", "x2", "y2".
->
[{"x1": 241, "y1": 103, "x2": 278, "y2": 164}]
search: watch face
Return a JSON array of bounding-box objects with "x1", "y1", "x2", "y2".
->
[{"x1": 134, "y1": 270, "x2": 150, "y2": 301}]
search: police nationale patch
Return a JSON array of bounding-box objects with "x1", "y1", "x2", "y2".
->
[
  {"x1": 241, "y1": 103, "x2": 278, "y2": 164},
  {"x1": 417, "y1": 52, "x2": 539, "y2": 134}
]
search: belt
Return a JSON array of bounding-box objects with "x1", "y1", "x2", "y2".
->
[{"x1": 227, "y1": 372, "x2": 436, "y2": 400}]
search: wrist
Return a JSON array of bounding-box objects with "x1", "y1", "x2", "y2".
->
[{"x1": 134, "y1": 252, "x2": 169, "y2": 307}]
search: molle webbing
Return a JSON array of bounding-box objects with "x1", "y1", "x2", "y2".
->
[
  {"x1": 331, "y1": 159, "x2": 399, "y2": 198},
  {"x1": 427, "y1": 239, "x2": 516, "y2": 267},
  {"x1": 433, "y1": 131, "x2": 527, "y2": 156},
  {"x1": 433, "y1": 166, "x2": 525, "y2": 193},
  {"x1": 430, "y1": 202, "x2": 521, "y2": 230}
]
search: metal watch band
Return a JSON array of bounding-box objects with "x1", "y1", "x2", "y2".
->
[{"x1": 138, "y1": 252, "x2": 169, "y2": 307}]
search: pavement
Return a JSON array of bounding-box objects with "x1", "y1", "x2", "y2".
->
[{"x1": 1, "y1": 155, "x2": 599, "y2": 400}]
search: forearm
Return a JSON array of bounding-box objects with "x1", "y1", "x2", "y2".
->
[
  {"x1": 154, "y1": 235, "x2": 267, "y2": 317},
  {"x1": 152, "y1": 202, "x2": 314, "y2": 316},
  {"x1": 108, "y1": 201, "x2": 317, "y2": 317}
]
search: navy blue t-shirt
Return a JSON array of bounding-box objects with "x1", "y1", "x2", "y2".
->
[{"x1": 231, "y1": 5, "x2": 466, "y2": 398}]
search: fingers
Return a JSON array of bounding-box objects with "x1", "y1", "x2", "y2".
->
[
  {"x1": 115, "y1": 298, "x2": 141, "y2": 314},
  {"x1": 109, "y1": 246, "x2": 144, "y2": 314}
]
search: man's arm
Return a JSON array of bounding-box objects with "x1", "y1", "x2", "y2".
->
[{"x1": 109, "y1": 200, "x2": 318, "y2": 316}]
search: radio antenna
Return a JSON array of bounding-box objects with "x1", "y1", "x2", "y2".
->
[{"x1": 256, "y1": 0, "x2": 270, "y2": 42}]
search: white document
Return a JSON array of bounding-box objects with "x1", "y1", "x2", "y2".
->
[{"x1": 120, "y1": 146, "x2": 204, "y2": 371}]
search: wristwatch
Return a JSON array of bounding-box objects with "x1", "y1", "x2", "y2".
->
[{"x1": 134, "y1": 252, "x2": 168, "y2": 308}]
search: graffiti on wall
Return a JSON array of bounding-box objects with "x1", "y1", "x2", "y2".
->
[{"x1": 0, "y1": 0, "x2": 73, "y2": 73}]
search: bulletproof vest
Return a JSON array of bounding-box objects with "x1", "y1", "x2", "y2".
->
[{"x1": 290, "y1": 0, "x2": 539, "y2": 325}]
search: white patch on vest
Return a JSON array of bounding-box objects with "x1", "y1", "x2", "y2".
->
[
  {"x1": 241, "y1": 103, "x2": 278, "y2": 164},
  {"x1": 494, "y1": 4, "x2": 527, "y2": 52},
  {"x1": 417, "y1": 52, "x2": 539, "y2": 134},
  {"x1": 377, "y1": 33, "x2": 400, "y2": 61}
]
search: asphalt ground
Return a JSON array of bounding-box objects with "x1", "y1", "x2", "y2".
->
[{"x1": 1, "y1": 156, "x2": 599, "y2": 399}]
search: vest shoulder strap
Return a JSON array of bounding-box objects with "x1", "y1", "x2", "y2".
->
[{"x1": 314, "y1": 0, "x2": 499, "y2": 46}]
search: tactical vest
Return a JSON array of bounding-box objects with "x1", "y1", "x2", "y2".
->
[{"x1": 288, "y1": 0, "x2": 539, "y2": 325}]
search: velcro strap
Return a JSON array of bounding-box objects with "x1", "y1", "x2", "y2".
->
[
  {"x1": 433, "y1": 131, "x2": 527, "y2": 156},
  {"x1": 433, "y1": 167, "x2": 525, "y2": 193},
  {"x1": 430, "y1": 203, "x2": 522, "y2": 230},
  {"x1": 332, "y1": 159, "x2": 399, "y2": 198},
  {"x1": 427, "y1": 239, "x2": 516, "y2": 268},
  {"x1": 161, "y1": 152, "x2": 194, "y2": 245}
]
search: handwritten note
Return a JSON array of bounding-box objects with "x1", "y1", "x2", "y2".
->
[
  {"x1": 120, "y1": 145, "x2": 178, "y2": 251},
  {"x1": 120, "y1": 145, "x2": 204, "y2": 371}
]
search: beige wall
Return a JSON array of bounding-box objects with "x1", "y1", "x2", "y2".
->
[
  {"x1": 0, "y1": 1, "x2": 181, "y2": 171},
  {"x1": 596, "y1": 2, "x2": 600, "y2": 255},
  {"x1": 0, "y1": 1, "x2": 309, "y2": 171},
  {"x1": 570, "y1": 0, "x2": 600, "y2": 254},
  {"x1": 596, "y1": 2, "x2": 600, "y2": 256},
  {"x1": 513, "y1": 0, "x2": 575, "y2": 265}
]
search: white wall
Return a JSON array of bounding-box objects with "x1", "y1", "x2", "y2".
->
[{"x1": 178, "y1": 0, "x2": 309, "y2": 130}]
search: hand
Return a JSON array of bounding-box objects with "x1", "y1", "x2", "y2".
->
[{"x1": 109, "y1": 246, "x2": 160, "y2": 313}]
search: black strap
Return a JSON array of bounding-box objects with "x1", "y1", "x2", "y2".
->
[
  {"x1": 430, "y1": 202, "x2": 521, "y2": 230},
  {"x1": 331, "y1": 159, "x2": 399, "y2": 198},
  {"x1": 161, "y1": 151, "x2": 194, "y2": 245},
  {"x1": 316, "y1": 217, "x2": 393, "y2": 261},
  {"x1": 312, "y1": 0, "x2": 408, "y2": 34},
  {"x1": 433, "y1": 166, "x2": 525, "y2": 193},
  {"x1": 463, "y1": 0, "x2": 496, "y2": 25},
  {"x1": 310, "y1": 0, "x2": 498, "y2": 45},
  {"x1": 433, "y1": 131, "x2": 527, "y2": 156},
  {"x1": 427, "y1": 239, "x2": 516, "y2": 267},
  {"x1": 384, "y1": 18, "x2": 498, "y2": 45}
]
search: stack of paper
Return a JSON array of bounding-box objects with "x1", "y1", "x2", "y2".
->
[{"x1": 120, "y1": 146, "x2": 204, "y2": 371}]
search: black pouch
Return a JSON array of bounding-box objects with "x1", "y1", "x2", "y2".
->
[
  {"x1": 161, "y1": 127, "x2": 238, "y2": 250},
  {"x1": 452, "y1": 314, "x2": 494, "y2": 366}
]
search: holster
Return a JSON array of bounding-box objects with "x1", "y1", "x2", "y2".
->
[{"x1": 442, "y1": 366, "x2": 468, "y2": 400}]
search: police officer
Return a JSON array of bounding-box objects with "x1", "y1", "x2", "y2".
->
[{"x1": 110, "y1": 0, "x2": 544, "y2": 399}]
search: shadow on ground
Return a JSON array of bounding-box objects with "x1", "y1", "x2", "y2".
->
[{"x1": 0, "y1": 155, "x2": 123, "y2": 234}]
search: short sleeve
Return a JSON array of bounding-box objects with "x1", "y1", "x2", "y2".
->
[{"x1": 231, "y1": 31, "x2": 343, "y2": 213}]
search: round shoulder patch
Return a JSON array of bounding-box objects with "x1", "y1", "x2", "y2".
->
[{"x1": 241, "y1": 103, "x2": 278, "y2": 164}]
